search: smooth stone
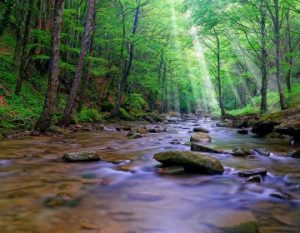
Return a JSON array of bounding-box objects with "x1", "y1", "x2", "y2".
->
[
  {"x1": 191, "y1": 143, "x2": 222, "y2": 153},
  {"x1": 63, "y1": 151, "x2": 100, "y2": 162},
  {"x1": 193, "y1": 127, "x2": 209, "y2": 133},
  {"x1": 148, "y1": 128, "x2": 166, "y2": 133},
  {"x1": 239, "y1": 168, "x2": 267, "y2": 177},
  {"x1": 190, "y1": 132, "x2": 211, "y2": 143},
  {"x1": 153, "y1": 151, "x2": 224, "y2": 174},
  {"x1": 232, "y1": 147, "x2": 253, "y2": 157}
]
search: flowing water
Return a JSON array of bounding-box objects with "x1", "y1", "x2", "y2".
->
[{"x1": 0, "y1": 119, "x2": 300, "y2": 233}]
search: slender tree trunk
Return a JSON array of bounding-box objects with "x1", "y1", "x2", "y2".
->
[
  {"x1": 260, "y1": 1, "x2": 268, "y2": 113},
  {"x1": 113, "y1": 2, "x2": 140, "y2": 117},
  {"x1": 285, "y1": 8, "x2": 292, "y2": 92},
  {"x1": 15, "y1": 0, "x2": 34, "y2": 95},
  {"x1": 35, "y1": 0, "x2": 64, "y2": 132},
  {"x1": 77, "y1": 3, "x2": 96, "y2": 112},
  {"x1": 215, "y1": 30, "x2": 225, "y2": 116},
  {"x1": 273, "y1": 0, "x2": 288, "y2": 109},
  {"x1": 160, "y1": 63, "x2": 167, "y2": 113},
  {"x1": 60, "y1": 0, "x2": 96, "y2": 126},
  {"x1": 0, "y1": 0, "x2": 14, "y2": 37}
]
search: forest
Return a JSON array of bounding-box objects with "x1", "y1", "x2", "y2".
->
[{"x1": 0, "y1": 0, "x2": 300, "y2": 233}]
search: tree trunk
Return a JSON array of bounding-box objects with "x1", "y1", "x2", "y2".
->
[
  {"x1": 77, "y1": 3, "x2": 97, "y2": 113},
  {"x1": 215, "y1": 30, "x2": 225, "y2": 116},
  {"x1": 285, "y1": 7, "x2": 292, "y2": 92},
  {"x1": 273, "y1": 0, "x2": 288, "y2": 109},
  {"x1": 15, "y1": 0, "x2": 34, "y2": 95},
  {"x1": 112, "y1": 2, "x2": 140, "y2": 117},
  {"x1": 260, "y1": 1, "x2": 268, "y2": 113},
  {"x1": 60, "y1": 0, "x2": 96, "y2": 126},
  {"x1": 35, "y1": 0, "x2": 64, "y2": 132}
]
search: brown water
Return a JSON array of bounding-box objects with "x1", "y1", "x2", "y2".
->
[{"x1": 0, "y1": 119, "x2": 300, "y2": 233}]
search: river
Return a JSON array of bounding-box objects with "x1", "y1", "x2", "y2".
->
[{"x1": 0, "y1": 118, "x2": 299, "y2": 233}]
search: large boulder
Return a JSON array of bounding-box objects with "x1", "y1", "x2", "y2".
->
[
  {"x1": 251, "y1": 121, "x2": 276, "y2": 136},
  {"x1": 63, "y1": 151, "x2": 100, "y2": 162},
  {"x1": 190, "y1": 132, "x2": 211, "y2": 143},
  {"x1": 153, "y1": 151, "x2": 224, "y2": 174}
]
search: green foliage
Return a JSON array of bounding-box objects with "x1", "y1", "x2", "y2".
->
[
  {"x1": 228, "y1": 83, "x2": 300, "y2": 116},
  {"x1": 124, "y1": 94, "x2": 147, "y2": 111},
  {"x1": 119, "y1": 107, "x2": 134, "y2": 121},
  {"x1": 77, "y1": 108, "x2": 103, "y2": 123}
]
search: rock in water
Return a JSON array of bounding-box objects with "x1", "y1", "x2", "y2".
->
[
  {"x1": 232, "y1": 147, "x2": 253, "y2": 157},
  {"x1": 193, "y1": 127, "x2": 209, "y2": 133},
  {"x1": 63, "y1": 151, "x2": 100, "y2": 162},
  {"x1": 275, "y1": 119, "x2": 300, "y2": 144},
  {"x1": 251, "y1": 122, "x2": 276, "y2": 136},
  {"x1": 191, "y1": 143, "x2": 222, "y2": 153},
  {"x1": 245, "y1": 175, "x2": 263, "y2": 183},
  {"x1": 238, "y1": 129, "x2": 249, "y2": 135},
  {"x1": 290, "y1": 149, "x2": 300, "y2": 158},
  {"x1": 153, "y1": 151, "x2": 224, "y2": 174},
  {"x1": 190, "y1": 132, "x2": 211, "y2": 143},
  {"x1": 127, "y1": 131, "x2": 142, "y2": 139},
  {"x1": 239, "y1": 168, "x2": 267, "y2": 177},
  {"x1": 253, "y1": 148, "x2": 271, "y2": 157}
]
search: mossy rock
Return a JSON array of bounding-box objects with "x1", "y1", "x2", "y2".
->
[
  {"x1": 153, "y1": 151, "x2": 224, "y2": 174},
  {"x1": 63, "y1": 151, "x2": 100, "y2": 162},
  {"x1": 190, "y1": 132, "x2": 211, "y2": 143},
  {"x1": 223, "y1": 222, "x2": 259, "y2": 233}
]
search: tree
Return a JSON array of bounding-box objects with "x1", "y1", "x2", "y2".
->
[
  {"x1": 35, "y1": 0, "x2": 65, "y2": 132},
  {"x1": 112, "y1": 0, "x2": 141, "y2": 117},
  {"x1": 60, "y1": 0, "x2": 96, "y2": 126},
  {"x1": 267, "y1": 0, "x2": 288, "y2": 109}
]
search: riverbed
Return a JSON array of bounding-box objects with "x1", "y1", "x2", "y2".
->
[{"x1": 0, "y1": 119, "x2": 299, "y2": 233}]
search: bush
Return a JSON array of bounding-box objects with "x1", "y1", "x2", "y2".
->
[
  {"x1": 124, "y1": 94, "x2": 147, "y2": 111},
  {"x1": 77, "y1": 108, "x2": 103, "y2": 123},
  {"x1": 119, "y1": 107, "x2": 134, "y2": 120}
]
